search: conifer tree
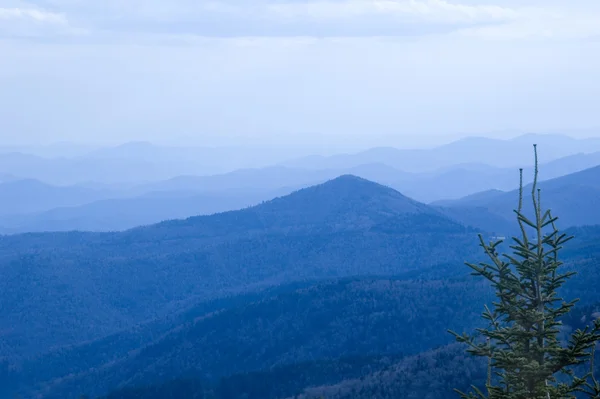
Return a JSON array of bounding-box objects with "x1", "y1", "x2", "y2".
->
[{"x1": 450, "y1": 144, "x2": 600, "y2": 399}]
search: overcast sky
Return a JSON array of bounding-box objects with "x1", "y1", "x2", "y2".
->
[{"x1": 1, "y1": 0, "x2": 599, "y2": 148}]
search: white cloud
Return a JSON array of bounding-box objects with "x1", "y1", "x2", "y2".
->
[
  {"x1": 7, "y1": 0, "x2": 594, "y2": 42},
  {"x1": 0, "y1": 3, "x2": 78, "y2": 38},
  {"x1": 15, "y1": 0, "x2": 520, "y2": 38},
  {"x1": 456, "y1": 5, "x2": 600, "y2": 39},
  {"x1": 263, "y1": 0, "x2": 517, "y2": 24},
  {"x1": 0, "y1": 7, "x2": 66, "y2": 23}
]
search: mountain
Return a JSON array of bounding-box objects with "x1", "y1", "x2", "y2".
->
[
  {"x1": 0, "y1": 187, "x2": 295, "y2": 234},
  {"x1": 433, "y1": 189, "x2": 506, "y2": 207},
  {"x1": 21, "y1": 253, "x2": 600, "y2": 399},
  {"x1": 0, "y1": 152, "x2": 199, "y2": 185},
  {"x1": 84, "y1": 142, "x2": 323, "y2": 173},
  {"x1": 23, "y1": 277, "x2": 492, "y2": 399},
  {"x1": 281, "y1": 134, "x2": 600, "y2": 173},
  {"x1": 3, "y1": 136, "x2": 600, "y2": 209},
  {"x1": 0, "y1": 164, "x2": 520, "y2": 234},
  {"x1": 0, "y1": 179, "x2": 120, "y2": 216},
  {"x1": 96, "y1": 344, "x2": 487, "y2": 399},
  {"x1": 0, "y1": 143, "x2": 99, "y2": 158},
  {"x1": 434, "y1": 204, "x2": 515, "y2": 235},
  {"x1": 137, "y1": 166, "x2": 336, "y2": 193},
  {"x1": 438, "y1": 165, "x2": 600, "y2": 227},
  {"x1": 98, "y1": 336, "x2": 600, "y2": 399},
  {"x1": 132, "y1": 149, "x2": 600, "y2": 204},
  {"x1": 0, "y1": 143, "x2": 333, "y2": 186},
  {"x1": 0, "y1": 173, "x2": 20, "y2": 183},
  {"x1": 137, "y1": 162, "x2": 521, "y2": 204},
  {"x1": 3, "y1": 147, "x2": 600, "y2": 234},
  {"x1": 0, "y1": 176, "x2": 479, "y2": 360},
  {"x1": 73, "y1": 250, "x2": 600, "y2": 399}
]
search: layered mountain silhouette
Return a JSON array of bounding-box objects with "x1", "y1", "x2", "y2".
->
[
  {"x1": 282, "y1": 134, "x2": 600, "y2": 172},
  {"x1": 2, "y1": 145, "x2": 600, "y2": 233},
  {"x1": 0, "y1": 187, "x2": 294, "y2": 233},
  {"x1": 438, "y1": 165, "x2": 600, "y2": 227},
  {"x1": 0, "y1": 179, "x2": 120, "y2": 216},
  {"x1": 2, "y1": 134, "x2": 600, "y2": 204}
]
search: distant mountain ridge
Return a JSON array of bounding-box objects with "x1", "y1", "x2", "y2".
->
[
  {"x1": 0, "y1": 179, "x2": 120, "y2": 216},
  {"x1": 2, "y1": 134, "x2": 600, "y2": 188},
  {"x1": 0, "y1": 187, "x2": 295, "y2": 234},
  {"x1": 2, "y1": 142, "x2": 600, "y2": 234},
  {"x1": 281, "y1": 134, "x2": 600, "y2": 172}
]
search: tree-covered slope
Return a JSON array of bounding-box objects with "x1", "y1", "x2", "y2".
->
[
  {"x1": 94, "y1": 303, "x2": 600, "y2": 399},
  {"x1": 26, "y1": 276, "x2": 492, "y2": 399},
  {"x1": 438, "y1": 165, "x2": 600, "y2": 227},
  {"x1": 0, "y1": 176, "x2": 479, "y2": 359},
  {"x1": 97, "y1": 345, "x2": 485, "y2": 399}
]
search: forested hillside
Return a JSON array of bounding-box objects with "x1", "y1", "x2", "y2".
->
[
  {"x1": 28, "y1": 277, "x2": 490, "y2": 398},
  {"x1": 1, "y1": 175, "x2": 599, "y2": 399},
  {"x1": 0, "y1": 176, "x2": 482, "y2": 360}
]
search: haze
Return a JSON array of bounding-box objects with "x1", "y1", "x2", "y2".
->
[{"x1": 1, "y1": 0, "x2": 600, "y2": 149}]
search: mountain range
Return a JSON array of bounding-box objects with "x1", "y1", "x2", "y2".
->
[
  {"x1": 2, "y1": 172, "x2": 600, "y2": 399},
  {"x1": 2, "y1": 133, "x2": 600, "y2": 188},
  {"x1": 2, "y1": 137, "x2": 600, "y2": 399},
  {"x1": 281, "y1": 134, "x2": 600, "y2": 172},
  {"x1": 2, "y1": 139, "x2": 600, "y2": 233}
]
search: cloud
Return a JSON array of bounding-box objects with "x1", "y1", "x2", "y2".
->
[
  {"x1": 1, "y1": 0, "x2": 598, "y2": 148},
  {"x1": 18, "y1": 0, "x2": 520, "y2": 38},
  {"x1": 456, "y1": 4, "x2": 600, "y2": 40},
  {"x1": 0, "y1": 2, "x2": 79, "y2": 38},
  {"x1": 3, "y1": 0, "x2": 597, "y2": 41},
  {"x1": 0, "y1": 7, "x2": 65, "y2": 23},
  {"x1": 263, "y1": 1, "x2": 517, "y2": 23},
  {"x1": 7, "y1": 0, "x2": 593, "y2": 42}
]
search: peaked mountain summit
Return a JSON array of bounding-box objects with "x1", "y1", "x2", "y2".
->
[
  {"x1": 0, "y1": 175, "x2": 477, "y2": 361},
  {"x1": 133, "y1": 175, "x2": 454, "y2": 238}
]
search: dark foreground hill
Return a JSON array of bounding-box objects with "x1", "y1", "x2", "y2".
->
[
  {"x1": 9, "y1": 223, "x2": 600, "y2": 399},
  {"x1": 98, "y1": 344, "x2": 488, "y2": 399},
  {"x1": 28, "y1": 277, "x2": 490, "y2": 399},
  {"x1": 10, "y1": 279, "x2": 488, "y2": 399},
  {"x1": 82, "y1": 294, "x2": 600, "y2": 399},
  {"x1": 0, "y1": 175, "x2": 480, "y2": 360}
]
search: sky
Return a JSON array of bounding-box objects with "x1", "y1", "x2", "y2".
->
[{"x1": 1, "y1": 0, "x2": 600, "y2": 149}]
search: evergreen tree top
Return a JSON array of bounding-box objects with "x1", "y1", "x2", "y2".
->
[{"x1": 450, "y1": 144, "x2": 600, "y2": 399}]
